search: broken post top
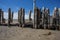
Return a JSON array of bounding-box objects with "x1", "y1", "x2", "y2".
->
[
  {"x1": 8, "y1": 8, "x2": 11, "y2": 10},
  {"x1": 45, "y1": 8, "x2": 49, "y2": 14},
  {"x1": 8, "y1": 8, "x2": 11, "y2": 13},
  {"x1": 53, "y1": 7, "x2": 59, "y2": 18},
  {"x1": 0, "y1": 9, "x2": 2, "y2": 12},
  {"x1": 54, "y1": 7, "x2": 58, "y2": 11}
]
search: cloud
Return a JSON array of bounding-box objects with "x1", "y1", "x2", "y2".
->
[
  {"x1": 4, "y1": 12, "x2": 34, "y2": 19},
  {"x1": 4, "y1": 12, "x2": 8, "y2": 19},
  {"x1": 4, "y1": 12, "x2": 18, "y2": 19},
  {"x1": 25, "y1": 12, "x2": 33, "y2": 19},
  {"x1": 13, "y1": 12, "x2": 18, "y2": 19}
]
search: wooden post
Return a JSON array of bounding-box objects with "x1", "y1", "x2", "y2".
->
[
  {"x1": 45, "y1": 8, "x2": 50, "y2": 29},
  {"x1": 1, "y1": 11, "x2": 3, "y2": 23},
  {"x1": 37, "y1": 9, "x2": 41, "y2": 28},
  {"x1": 52, "y1": 7, "x2": 59, "y2": 30},
  {"x1": 42, "y1": 7, "x2": 46, "y2": 29},
  {"x1": 29, "y1": 10, "x2": 32, "y2": 22},
  {"x1": 18, "y1": 10, "x2": 20, "y2": 22},
  {"x1": 33, "y1": 7, "x2": 37, "y2": 29},
  {"x1": 8, "y1": 8, "x2": 11, "y2": 27},
  {"x1": 47, "y1": 8, "x2": 50, "y2": 29},
  {"x1": 11, "y1": 12, "x2": 13, "y2": 23},
  {"x1": 18, "y1": 8, "x2": 22, "y2": 27},
  {"x1": 0, "y1": 9, "x2": 2, "y2": 24},
  {"x1": 33, "y1": 7, "x2": 40, "y2": 29},
  {"x1": 21, "y1": 8, "x2": 25, "y2": 27}
]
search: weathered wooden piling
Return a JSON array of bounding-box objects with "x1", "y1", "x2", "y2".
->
[
  {"x1": 33, "y1": 7, "x2": 41, "y2": 29},
  {"x1": 11, "y1": 12, "x2": 13, "y2": 23},
  {"x1": 52, "y1": 7, "x2": 59, "y2": 30},
  {"x1": 18, "y1": 10, "x2": 20, "y2": 22},
  {"x1": 33, "y1": 7, "x2": 37, "y2": 28},
  {"x1": 45, "y1": 8, "x2": 50, "y2": 29},
  {"x1": 29, "y1": 10, "x2": 32, "y2": 21},
  {"x1": 41, "y1": 7, "x2": 50, "y2": 29},
  {"x1": 0, "y1": 9, "x2": 2, "y2": 24},
  {"x1": 0, "y1": 9, "x2": 5, "y2": 24},
  {"x1": 42, "y1": 7, "x2": 46, "y2": 29},
  {"x1": 8, "y1": 8, "x2": 11, "y2": 27},
  {"x1": 21, "y1": 8, "x2": 25, "y2": 27},
  {"x1": 37, "y1": 9, "x2": 41, "y2": 28},
  {"x1": 1, "y1": 11, "x2": 4, "y2": 23},
  {"x1": 18, "y1": 8, "x2": 22, "y2": 27}
]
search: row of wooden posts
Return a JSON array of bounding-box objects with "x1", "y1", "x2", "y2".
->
[
  {"x1": 0, "y1": 7, "x2": 60, "y2": 30},
  {"x1": 33, "y1": 7, "x2": 60, "y2": 30}
]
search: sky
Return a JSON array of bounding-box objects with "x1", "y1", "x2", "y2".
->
[{"x1": 0, "y1": 0, "x2": 60, "y2": 19}]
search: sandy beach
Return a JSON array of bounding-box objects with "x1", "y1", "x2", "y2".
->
[{"x1": 0, "y1": 26, "x2": 60, "y2": 40}]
